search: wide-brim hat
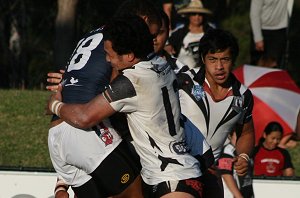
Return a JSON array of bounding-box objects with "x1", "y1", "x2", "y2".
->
[{"x1": 178, "y1": 0, "x2": 212, "y2": 15}]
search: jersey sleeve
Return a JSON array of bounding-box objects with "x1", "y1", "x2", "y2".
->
[
  {"x1": 281, "y1": 148, "x2": 294, "y2": 169},
  {"x1": 243, "y1": 89, "x2": 254, "y2": 123},
  {"x1": 103, "y1": 75, "x2": 138, "y2": 113}
]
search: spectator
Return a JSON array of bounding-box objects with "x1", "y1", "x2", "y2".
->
[
  {"x1": 249, "y1": 0, "x2": 292, "y2": 68},
  {"x1": 218, "y1": 132, "x2": 254, "y2": 198},
  {"x1": 253, "y1": 121, "x2": 295, "y2": 177},
  {"x1": 165, "y1": 0, "x2": 213, "y2": 69}
]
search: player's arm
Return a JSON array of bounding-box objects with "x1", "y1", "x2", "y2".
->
[
  {"x1": 222, "y1": 174, "x2": 243, "y2": 198},
  {"x1": 234, "y1": 120, "x2": 255, "y2": 176},
  {"x1": 48, "y1": 86, "x2": 116, "y2": 129}
]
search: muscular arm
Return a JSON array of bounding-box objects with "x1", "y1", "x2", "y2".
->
[
  {"x1": 50, "y1": 89, "x2": 116, "y2": 129},
  {"x1": 234, "y1": 120, "x2": 255, "y2": 176},
  {"x1": 236, "y1": 120, "x2": 255, "y2": 156}
]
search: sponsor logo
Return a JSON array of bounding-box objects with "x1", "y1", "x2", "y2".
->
[{"x1": 121, "y1": 173, "x2": 130, "y2": 184}]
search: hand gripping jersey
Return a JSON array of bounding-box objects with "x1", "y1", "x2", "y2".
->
[
  {"x1": 177, "y1": 67, "x2": 254, "y2": 161},
  {"x1": 48, "y1": 28, "x2": 122, "y2": 187},
  {"x1": 103, "y1": 56, "x2": 201, "y2": 185},
  {"x1": 218, "y1": 142, "x2": 254, "y2": 198}
]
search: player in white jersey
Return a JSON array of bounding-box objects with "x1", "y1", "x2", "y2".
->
[
  {"x1": 177, "y1": 29, "x2": 255, "y2": 198},
  {"x1": 48, "y1": 16, "x2": 204, "y2": 198}
]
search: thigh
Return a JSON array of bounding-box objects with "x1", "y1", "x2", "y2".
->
[
  {"x1": 202, "y1": 169, "x2": 223, "y2": 198},
  {"x1": 90, "y1": 140, "x2": 141, "y2": 197},
  {"x1": 72, "y1": 178, "x2": 104, "y2": 198},
  {"x1": 142, "y1": 177, "x2": 203, "y2": 198}
]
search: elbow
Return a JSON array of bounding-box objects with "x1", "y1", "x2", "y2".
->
[{"x1": 73, "y1": 114, "x2": 95, "y2": 129}]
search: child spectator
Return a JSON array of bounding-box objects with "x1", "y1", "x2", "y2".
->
[{"x1": 253, "y1": 121, "x2": 295, "y2": 177}]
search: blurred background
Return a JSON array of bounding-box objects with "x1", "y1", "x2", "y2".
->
[{"x1": 0, "y1": 0, "x2": 300, "y2": 173}]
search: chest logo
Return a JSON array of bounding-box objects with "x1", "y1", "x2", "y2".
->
[{"x1": 191, "y1": 84, "x2": 205, "y2": 101}]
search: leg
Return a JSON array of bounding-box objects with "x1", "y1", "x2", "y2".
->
[
  {"x1": 72, "y1": 178, "x2": 103, "y2": 198},
  {"x1": 202, "y1": 168, "x2": 223, "y2": 198}
]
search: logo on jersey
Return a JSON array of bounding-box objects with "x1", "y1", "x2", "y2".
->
[
  {"x1": 65, "y1": 77, "x2": 82, "y2": 86},
  {"x1": 99, "y1": 127, "x2": 113, "y2": 146},
  {"x1": 169, "y1": 141, "x2": 189, "y2": 154},
  {"x1": 121, "y1": 173, "x2": 130, "y2": 184},
  {"x1": 232, "y1": 95, "x2": 244, "y2": 113},
  {"x1": 191, "y1": 84, "x2": 205, "y2": 101}
]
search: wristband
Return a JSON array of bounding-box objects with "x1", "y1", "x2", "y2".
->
[
  {"x1": 54, "y1": 186, "x2": 68, "y2": 195},
  {"x1": 50, "y1": 100, "x2": 63, "y2": 117},
  {"x1": 238, "y1": 153, "x2": 250, "y2": 162}
]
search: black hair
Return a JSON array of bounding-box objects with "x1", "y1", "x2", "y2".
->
[
  {"x1": 114, "y1": 0, "x2": 162, "y2": 29},
  {"x1": 103, "y1": 15, "x2": 154, "y2": 59},
  {"x1": 198, "y1": 28, "x2": 239, "y2": 66},
  {"x1": 197, "y1": 29, "x2": 239, "y2": 84},
  {"x1": 258, "y1": 121, "x2": 283, "y2": 145}
]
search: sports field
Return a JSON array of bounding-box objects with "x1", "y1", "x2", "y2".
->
[{"x1": 0, "y1": 89, "x2": 299, "y2": 175}]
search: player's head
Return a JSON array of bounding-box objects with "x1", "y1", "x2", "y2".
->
[
  {"x1": 198, "y1": 29, "x2": 239, "y2": 68},
  {"x1": 114, "y1": 0, "x2": 162, "y2": 37},
  {"x1": 103, "y1": 15, "x2": 154, "y2": 70}
]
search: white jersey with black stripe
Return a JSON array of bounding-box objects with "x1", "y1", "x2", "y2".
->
[
  {"x1": 103, "y1": 56, "x2": 201, "y2": 185},
  {"x1": 178, "y1": 68, "x2": 253, "y2": 161}
]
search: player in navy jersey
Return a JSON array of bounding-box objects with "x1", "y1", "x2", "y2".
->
[
  {"x1": 48, "y1": 15, "x2": 204, "y2": 198},
  {"x1": 176, "y1": 29, "x2": 255, "y2": 198},
  {"x1": 48, "y1": 27, "x2": 144, "y2": 198}
]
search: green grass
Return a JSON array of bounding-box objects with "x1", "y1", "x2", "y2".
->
[
  {"x1": 0, "y1": 89, "x2": 299, "y2": 176},
  {"x1": 0, "y1": 89, "x2": 53, "y2": 169}
]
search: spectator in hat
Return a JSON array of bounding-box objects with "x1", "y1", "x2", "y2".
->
[{"x1": 165, "y1": 0, "x2": 214, "y2": 69}]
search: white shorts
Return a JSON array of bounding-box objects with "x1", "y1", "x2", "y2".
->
[{"x1": 48, "y1": 120, "x2": 122, "y2": 187}]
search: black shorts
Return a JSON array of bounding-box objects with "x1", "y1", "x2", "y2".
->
[
  {"x1": 142, "y1": 177, "x2": 203, "y2": 198},
  {"x1": 72, "y1": 140, "x2": 141, "y2": 198}
]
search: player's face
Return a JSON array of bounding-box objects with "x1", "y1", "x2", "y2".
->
[
  {"x1": 104, "y1": 40, "x2": 129, "y2": 71},
  {"x1": 204, "y1": 48, "x2": 233, "y2": 86},
  {"x1": 153, "y1": 19, "x2": 169, "y2": 53},
  {"x1": 263, "y1": 131, "x2": 282, "y2": 150}
]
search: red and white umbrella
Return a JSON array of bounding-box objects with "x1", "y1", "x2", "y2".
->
[{"x1": 233, "y1": 65, "x2": 300, "y2": 144}]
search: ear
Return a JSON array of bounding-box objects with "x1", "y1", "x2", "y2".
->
[
  {"x1": 126, "y1": 52, "x2": 135, "y2": 62},
  {"x1": 141, "y1": 15, "x2": 148, "y2": 24},
  {"x1": 263, "y1": 132, "x2": 267, "y2": 139}
]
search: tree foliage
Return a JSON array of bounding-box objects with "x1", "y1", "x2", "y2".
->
[{"x1": 0, "y1": 0, "x2": 299, "y2": 89}]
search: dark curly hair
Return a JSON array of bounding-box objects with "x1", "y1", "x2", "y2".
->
[{"x1": 103, "y1": 15, "x2": 154, "y2": 59}]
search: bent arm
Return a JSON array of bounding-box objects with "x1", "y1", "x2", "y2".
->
[
  {"x1": 236, "y1": 120, "x2": 255, "y2": 156},
  {"x1": 57, "y1": 93, "x2": 116, "y2": 129},
  {"x1": 234, "y1": 120, "x2": 255, "y2": 176}
]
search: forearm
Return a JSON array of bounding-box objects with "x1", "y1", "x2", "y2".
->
[
  {"x1": 236, "y1": 121, "x2": 255, "y2": 156},
  {"x1": 51, "y1": 95, "x2": 115, "y2": 129},
  {"x1": 222, "y1": 174, "x2": 243, "y2": 198}
]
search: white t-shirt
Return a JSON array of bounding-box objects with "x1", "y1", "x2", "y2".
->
[{"x1": 178, "y1": 32, "x2": 204, "y2": 69}]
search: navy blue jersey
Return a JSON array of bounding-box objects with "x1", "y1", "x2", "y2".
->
[{"x1": 62, "y1": 27, "x2": 111, "y2": 103}]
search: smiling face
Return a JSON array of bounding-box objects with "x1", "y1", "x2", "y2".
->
[
  {"x1": 204, "y1": 48, "x2": 233, "y2": 86},
  {"x1": 263, "y1": 131, "x2": 282, "y2": 150}
]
